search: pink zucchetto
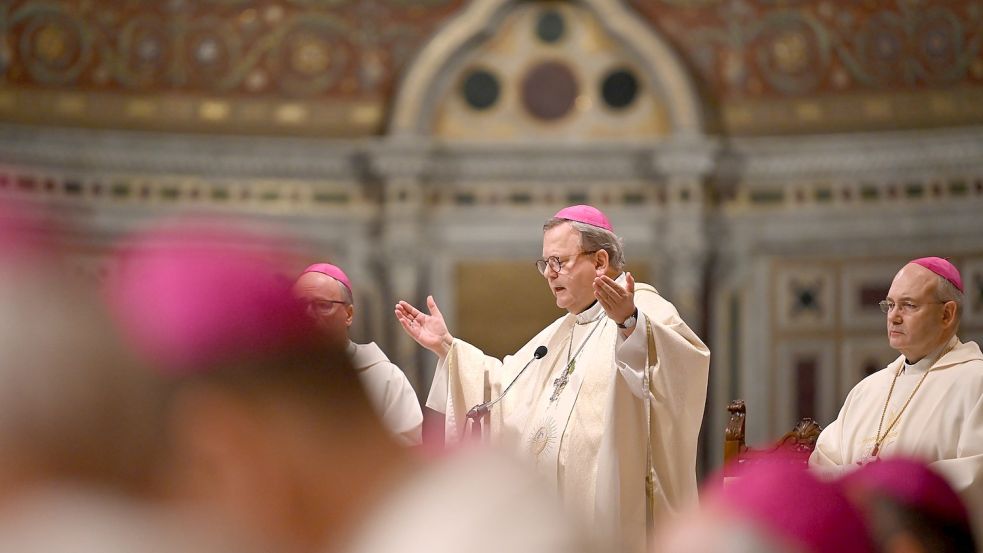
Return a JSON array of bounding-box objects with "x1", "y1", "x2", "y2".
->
[
  {"x1": 705, "y1": 456, "x2": 875, "y2": 553},
  {"x1": 553, "y1": 205, "x2": 614, "y2": 232},
  {"x1": 301, "y1": 263, "x2": 352, "y2": 294},
  {"x1": 107, "y1": 226, "x2": 314, "y2": 376},
  {"x1": 909, "y1": 256, "x2": 963, "y2": 293},
  {"x1": 839, "y1": 457, "x2": 970, "y2": 526}
]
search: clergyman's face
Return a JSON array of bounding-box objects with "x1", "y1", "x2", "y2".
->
[
  {"x1": 885, "y1": 263, "x2": 949, "y2": 361},
  {"x1": 541, "y1": 223, "x2": 598, "y2": 314},
  {"x1": 292, "y1": 272, "x2": 353, "y2": 346}
]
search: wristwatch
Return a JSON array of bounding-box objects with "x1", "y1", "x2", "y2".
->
[{"x1": 616, "y1": 308, "x2": 638, "y2": 329}]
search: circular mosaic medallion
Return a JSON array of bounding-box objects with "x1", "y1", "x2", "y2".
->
[
  {"x1": 520, "y1": 60, "x2": 578, "y2": 121},
  {"x1": 858, "y1": 13, "x2": 906, "y2": 83},
  {"x1": 913, "y1": 10, "x2": 961, "y2": 82},
  {"x1": 753, "y1": 15, "x2": 829, "y2": 94},
  {"x1": 273, "y1": 17, "x2": 348, "y2": 95},
  {"x1": 18, "y1": 8, "x2": 90, "y2": 85},
  {"x1": 536, "y1": 10, "x2": 565, "y2": 44},
  {"x1": 118, "y1": 17, "x2": 170, "y2": 87},
  {"x1": 600, "y1": 68, "x2": 639, "y2": 109},
  {"x1": 461, "y1": 68, "x2": 500, "y2": 110},
  {"x1": 182, "y1": 20, "x2": 239, "y2": 87}
]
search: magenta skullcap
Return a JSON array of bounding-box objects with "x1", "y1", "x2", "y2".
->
[
  {"x1": 553, "y1": 205, "x2": 613, "y2": 232},
  {"x1": 707, "y1": 455, "x2": 875, "y2": 553},
  {"x1": 909, "y1": 256, "x2": 963, "y2": 293},
  {"x1": 108, "y1": 227, "x2": 314, "y2": 376},
  {"x1": 301, "y1": 263, "x2": 352, "y2": 295},
  {"x1": 839, "y1": 457, "x2": 970, "y2": 525}
]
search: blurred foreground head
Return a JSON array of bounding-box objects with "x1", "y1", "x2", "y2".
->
[
  {"x1": 0, "y1": 489, "x2": 264, "y2": 553},
  {"x1": 0, "y1": 205, "x2": 163, "y2": 503},
  {"x1": 840, "y1": 457, "x2": 976, "y2": 553},
  {"x1": 108, "y1": 222, "x2": 402, "y2": 553},
  {"x1": 656, "y1": 457, "x2": 875, "y2": 553}
]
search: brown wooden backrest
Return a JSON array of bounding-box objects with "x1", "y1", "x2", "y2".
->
[{"x1": 723, "y1": 399, "x2": 823, "y2": 474}]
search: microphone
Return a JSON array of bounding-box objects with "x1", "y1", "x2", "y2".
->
[{"x1": 467, "y1": 346, "x2": 548, "y2": 422}]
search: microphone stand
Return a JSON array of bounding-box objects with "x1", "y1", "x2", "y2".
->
[{"x1": 465, "y1": 346, "x2": 548, "y2": 441}]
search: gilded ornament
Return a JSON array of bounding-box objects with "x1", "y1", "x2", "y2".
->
[
  {"x1": 771, "y1": 31, "x2": 809, "y2": 73},
  {"x1": 196, "y1": 40, "x2": 221, "y2": 64},
  {"x1": 199, "y1": 100, "x2": 230, "y2": 121},
  {"x1": 238, "y1": 8, "x2": 258, "y2": 26},
  {"x1": 275, "y1": 104, "x2": 307, "y2": 124},
  {"x1": 126, "y1": 100, "x2": 158, "y2": 119},
  {"x1": 349, "y1": 104, "x2": 381, "y2": 125},
  {"x1": 292, "y1": 40, "x2": 331, "y2": 75},
  {"x1": 55, "y1": 94, "x2": 85, "y2": 115},
  {"x1": 35, "y1": 25, "x2": 68, "y2": 64},
  {"x1": 246, "y1": 69, "x2": 268, "y2": 91},
  {"x1": 136, "y1": 38, "x2": 161, "y2": 62},
  {"x1": 794, "y1": 102, "x2": 821, "y2": 122},
  {"x1": 264, "y1": 6, "x2": 285, "y2": 24},
  {"x1": 862, "y1": 99, "x2": 891, "y2": 119}
]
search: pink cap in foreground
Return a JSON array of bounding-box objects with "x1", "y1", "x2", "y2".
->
[
  {"x1": 108, "y1": 228, "x2": 312, "y2": 376},
  {"x1": 839, "y1": 456, "x2": 970, "y2": 525},
  {"x1": 706, "y1": 456, "x2": 875, "y2": 553}
]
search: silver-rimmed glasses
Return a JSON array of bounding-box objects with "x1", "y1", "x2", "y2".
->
[{"x1": 878, "y1": 300, "x2": 946, "y2": 314}]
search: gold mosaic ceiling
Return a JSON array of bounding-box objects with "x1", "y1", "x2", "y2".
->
[{"x1": 1, "y1": 0, "x2": 981, "y2": 136}]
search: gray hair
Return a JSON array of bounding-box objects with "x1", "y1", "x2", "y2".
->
[
  {"x1": 543, "y1": 218, "x2": 626, "y2": 272},
  {"x1": 336, "y1": 279, "x2": 354, "y2": 306},
  {"x1": 934, "y1": 274, "x2": 963, "y2": 323}
]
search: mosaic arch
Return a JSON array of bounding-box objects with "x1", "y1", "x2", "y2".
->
[{"x1": 388, "y1": 0, "x2": 707, "y2": 139}]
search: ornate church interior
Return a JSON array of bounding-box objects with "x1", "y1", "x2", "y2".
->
[{"x1": 2, "y1": 0, "x2": 982, "y2": 477}]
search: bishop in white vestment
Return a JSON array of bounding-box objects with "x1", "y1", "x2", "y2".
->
[
  {"x1": 396, "y1": 206, "x2": 710, "y2": 553},
  {"x1": 296, "y1": 264, "x2": 423, "y2": 446},
  {"x1": 811, "y1": 257, "x2": 983, "y2": 539},
  {"x1": 348, "y1": 340, "x2": 424, "y2": 446}
]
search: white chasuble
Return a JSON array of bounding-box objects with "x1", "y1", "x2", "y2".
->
[
  {"x1": 426, "y1": 277, "x2": 710, "y2": 553},
  {"x1": 810, "y1": 337, "x2": 983, "y2": 540}
]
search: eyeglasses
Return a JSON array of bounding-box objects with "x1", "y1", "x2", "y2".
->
[
  {"x1": 878, "y1": 300, "x2": 946, "y2": 314},
  {"x1": 535, "y1": 250, "x2": 598, "y2": 275},
  {"x1": 303, "y1": 299, "x2": 348, "y2": 314}
]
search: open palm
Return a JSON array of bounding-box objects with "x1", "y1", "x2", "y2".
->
[{"x1": 395, "y1": 295, "x2": 453, "y2": 357}]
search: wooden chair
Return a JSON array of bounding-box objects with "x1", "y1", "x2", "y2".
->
[{"x1": 723, "y1": 399, "x2": 823, "y2": 475}]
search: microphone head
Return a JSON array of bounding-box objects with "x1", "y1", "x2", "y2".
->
[{"x1": 534, "y1": 345, "x2": 548, "y2": 359}]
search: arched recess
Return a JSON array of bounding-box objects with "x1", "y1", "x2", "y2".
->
[{"x1": 388, "y1": 0, "x2": 707, "y2": 139}]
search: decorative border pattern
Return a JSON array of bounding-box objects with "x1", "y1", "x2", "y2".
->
[
  {"x1": 1, "y1": 0, "x2": 461, "y2": 96},
  {"x1": 630, "y1": 0, "x2": 983, "y2": 98},
  {"x1": 2, "y1": 1, "x2": 983, "y2": 134},
  {"x1": 0, "y1": 0, "x2": 463, "y2": 135},
  {"x1": 0, "y1": 169, "x2": 367, "y2": 213}
]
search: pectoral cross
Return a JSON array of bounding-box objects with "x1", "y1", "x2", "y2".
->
[
  {"x1": 550, "y1": 359, "x2": 574, "y2": 402},
  {"x1": 856, "y1": 440, "x2": 881, "y2": 466}
]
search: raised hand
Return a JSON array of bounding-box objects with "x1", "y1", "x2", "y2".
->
[
  {"x1": 395, "y1": 295, "x2": 454, "y2": 357},
  {"x1": 593, "y1": 272, "x2": 636, "y2": 331}
]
